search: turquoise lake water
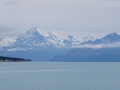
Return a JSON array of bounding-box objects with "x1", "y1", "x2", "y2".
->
[{"x1": 0, "y1": 62, "x2": 120, "y2": 90}]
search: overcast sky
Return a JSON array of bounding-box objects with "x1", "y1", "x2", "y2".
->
[{"x1": 0, "y1": 0, "x2": 120, "y2": 38}]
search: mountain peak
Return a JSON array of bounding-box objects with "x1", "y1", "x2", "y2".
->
[
  {"x1": 108, "y1": 32, "x2": 118, "y2": 36},
  {"x1": 49, "y1": 31, "x2": 57, "y2": 35},
  {"x1": 82, "y1": 36, "x2": 95, "y2": 42},
  {"x1": 103, "y1": 32, "x2": 119, "y2": 39},
  {"x1": 26, "y1": 26, "x2": 43, "y2": 34},
  {"x1": 26, "y1": 26, "x2": 49, "y2": 37}
]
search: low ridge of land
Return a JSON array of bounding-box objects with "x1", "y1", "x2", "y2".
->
[{"x1": 0, "y1": 56, "x2": 32, "y2": 62}]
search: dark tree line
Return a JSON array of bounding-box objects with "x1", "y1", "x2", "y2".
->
[{"x1": 0, "y1": 56, "x2": 31, "y2": 62}]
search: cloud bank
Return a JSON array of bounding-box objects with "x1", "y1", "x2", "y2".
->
[
  {"x1": 0, "y1": 26, "x2": 24, "y2": 38},
  {"x1": 73, "y1": 43, "x2": 120, "y2": 49},
  {"x1": 0, "y1": 0, "x2": 120, "y2": 38}
]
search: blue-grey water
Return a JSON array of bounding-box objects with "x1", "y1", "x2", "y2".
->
[{"x1": 0, "y1": 62, "x2": 120, "y2": 90}]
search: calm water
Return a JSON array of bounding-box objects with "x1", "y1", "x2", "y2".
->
[{"x1": 0, "y1": 62, "x2": 120, "y2": 90}]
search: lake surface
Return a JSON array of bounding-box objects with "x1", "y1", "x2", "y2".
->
[{"x1": 0, "y1": 62, "x2": 120, "y2": 90}]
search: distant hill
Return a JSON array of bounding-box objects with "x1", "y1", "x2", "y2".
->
[
  {"x1": 51, "y1": 48, "x2": 120, "y2": 62},
  {"x1": 0, "y1": 56, "x2": 31, "y2": 62}
]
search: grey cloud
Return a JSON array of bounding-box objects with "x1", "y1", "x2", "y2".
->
[
  {"x1": 0, "y1": 26, "x2": 24, "y2": 38},
  {"x1": 0, "y1": 26, "x2": 14, "y2": 31},
  {"x1": 73, "y1": 43, "x2": 120, "y2": 49},
  {"x1": 0, "y1": 0, "x2": 120, "y2": 38},
  {"x1": 4, "y1": 1, "x2": 18, "y2": 6}
]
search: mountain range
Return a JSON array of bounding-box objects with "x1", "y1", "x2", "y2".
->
[
  {"x1": 0, "y1": 26, "x2": 120, "y2": 61},
  {"x1": 0, "y1": 26, "x2": 97, "y2": 50}
]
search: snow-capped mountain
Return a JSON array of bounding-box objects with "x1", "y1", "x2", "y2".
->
[
  {"x1": 12, "y1": 26, "x2": 81, "y2": 50},
  {"x1": 97, "y1": 32, "x2": 120, "y2": 44},
  {"x1": 82, "y1": 32, "x2": 120, "y2": 44},
  {"x1": 0, "y1": 26, "x2": 83, "y2": 61},
  {"x1": 80, "y1": 36, "x2": 96, "y2": 42}
]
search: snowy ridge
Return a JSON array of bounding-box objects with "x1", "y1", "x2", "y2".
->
[
  {"x1": 11, "y1": 26, "x2": 83, "y2": 50},
  {"x1": 81, "y1": 36, "x2": 96, "y2": 42},
  {"x1": 0, "y1": 37, "x2": 16, "y2": 47},
  {"x1": 0, "y1": 26, "x2": 120, "y2": 51}
]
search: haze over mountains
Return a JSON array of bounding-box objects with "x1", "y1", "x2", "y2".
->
[{"x1": 0, "y1": 26, "x2": 120, "y2": 61}]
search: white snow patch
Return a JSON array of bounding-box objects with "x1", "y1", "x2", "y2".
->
[
  {"x1": 0, "y1": 38, "x2": 16, "y2": 47},
  {"x1": 7, "y1": 48, "x2": 32, "y2": 51}
]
